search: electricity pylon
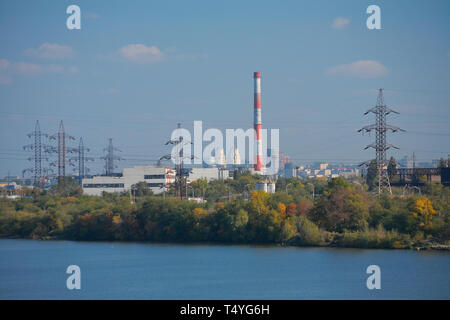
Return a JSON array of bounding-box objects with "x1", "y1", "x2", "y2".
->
[
  {"x1": 101, "y1": 138, "x2": 123, "y2": 176},
  {"x1": 49, "y1": 121, "x2": 76, "y2": 180},
  {"x1": 23, "y1": 120, "x2": 52, "y2": 186},
  {"x1": 358, "y1": 89, "x2": 405, "y2": 196},
  {"x1": 70, "y1": 137, "x2": 94, "y2": 183}
]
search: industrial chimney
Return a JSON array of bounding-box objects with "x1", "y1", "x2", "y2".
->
[{"x1": 253, "y1": 72, "x2": 263, "y2": 173}]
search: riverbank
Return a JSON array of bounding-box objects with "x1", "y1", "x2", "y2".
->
[
  {"x1": 1, "y1": 177, "x2": 448, "y2": 251},
  {"x1": 2, "y1": 234, "x2": 448, "y2": 251}
]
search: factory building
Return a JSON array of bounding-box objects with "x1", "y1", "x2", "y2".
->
[
  {"x1": 187, "y1": 168, "x2": 220, "y2": 182},
  {"x1": 82, "y1": 166, "x2": 176, "y2": 196},
  {"x1": 82, "y1": 166, "x2": 228, "y2": 196},
  {"x1": 188, "y1": 167, "x2": 234, "y2": 181}
]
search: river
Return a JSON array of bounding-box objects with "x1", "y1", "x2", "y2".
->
[{"x1": 0, "y1": 239, "x2": 448, "y2": 299}]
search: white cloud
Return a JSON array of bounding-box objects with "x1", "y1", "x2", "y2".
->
[
  {"x1": 119, "y1": 44, "x2": 165, "y2": 64},
  {"x1": 326, "y1": 60, "x2": 388, "y2": 79},
  {"x1": 0, "y1": 59, "x2": 12, "y2": 84},
  {"x1": 14, "y1": 62, "x2": 64, "y2": 75},
  {"x1": 0, "y1": 57, "x2": 77, "y2": 84},
  {"x1": 332, "y1": 17, "x2": 350, "y2": 30},
  {"x1": 24, "y1": 43, "x2": 74, "y2": 59}
]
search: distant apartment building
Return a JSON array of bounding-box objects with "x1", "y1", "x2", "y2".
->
[
  {"x1": 339, "y1": 168, "x2": 360, "y2": 178},
  {"x1": 280, "y1": 162, "x2": 297, "y2": 178}
]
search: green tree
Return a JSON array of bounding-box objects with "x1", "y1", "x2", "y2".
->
[
  {"x1": 366, "y1": 160, "x2": 378, "y2": 189},
  {"x1": 132, "y1": 181, "x2": 153, "y2": 197},
  {"x1": 293, "y1": 216, "x2": 324, "y2": 246},
  {"x1": 309, "y1": 181, "x2": 369, "y2": 232},
  {"x1": 388, "y1": 157, "x2": 398, "y2": 180},
  {"x1": 50, "y1": 177, "x2": 82, "y2": 197},
  {"x1": 437, "y1": 158, "x2": 447, "y2": 169}
]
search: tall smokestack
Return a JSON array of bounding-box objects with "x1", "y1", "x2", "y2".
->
[{"x1": 254, "y1": 72, "x2": 263, "y2": 173}]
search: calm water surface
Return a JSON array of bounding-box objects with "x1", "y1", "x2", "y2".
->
[{"x1": 0, "y1": 239, "x2": 449, "y2": 299}]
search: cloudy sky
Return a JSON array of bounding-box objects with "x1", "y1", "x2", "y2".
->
[{"x1": 0, "y1": 0, "x2": 449, "y2": 177}]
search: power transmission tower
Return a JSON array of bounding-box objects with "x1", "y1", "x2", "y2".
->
[
  {"x1": 175, "y1": 123, "x2": 185, "y2": 200},
  {"x1": 160, "y1": 123, "x2": 194, "y2": 200},
  {"x1": 101, "y1": 138, "x2": 122, "y2": 176},
  {"x1": 359, "y1": 89, "x2": 405, "y2": 196},
  {"x1": 70, "y1": 137, "x2": 94, "y2": 183},
  {"x1": 49, "y1": 121, "x2": 76, "y2": 180},
  {"x1": 23, "y1": 120, "x2": 52, "y2": 186}
]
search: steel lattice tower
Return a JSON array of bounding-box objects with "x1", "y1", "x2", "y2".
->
[
  {"x1": 79, "y1": 137, "x2": 85, "y2": 178},
  {"x1": 58, "y1": 121, "x2": 66, "y2": 177},
  {"x1": 49, "y1": 121, "x2": 76, "y2": 179},
  {"x1": 101, "y1": 138, "x2": 122, "y2": 176},
  {"x1": 70, "y1": 137, "x2": 94, "y2": 182},
  {"x1": 23, "y1": 121, "x2": 54, "y2": 186},
  {"x1": 23, "y1": 121, "x2": 47, "y2": 186},
  {"x1": 359, "y1": 89, "x2": 405, "y2": 195},
  {"x1": 159, "y1": 123, "x2": 194, "y2": 200},
  {"x1": 34, "y1": 121, "x2": 42, "y2": 184}
]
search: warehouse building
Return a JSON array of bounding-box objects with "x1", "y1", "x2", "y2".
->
[
  {"x1": 82, "y1": 166, "x2": 228, "y2": 196},
  {"x1": 82, "y1": 166, "x2": 176, "y2": 196}
]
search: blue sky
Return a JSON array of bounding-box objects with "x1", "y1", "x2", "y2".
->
[{"x1": 0, "y1": 0, "x2": 449, "y2": 177}]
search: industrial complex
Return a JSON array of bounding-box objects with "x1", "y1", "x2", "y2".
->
[{"x1": 2, "y1": 72, "x2": 449, "y2": 199}]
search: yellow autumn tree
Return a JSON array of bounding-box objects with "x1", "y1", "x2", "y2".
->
[
  {"x1": 193, "y1": 207, "x2": 208, "y2": 216},
  {"x1": 277, "y1": 202, "x2": 287, "y2": 221},
  {"x1": 411, "y1": 197, "x2": 437, "y2": 231},
  {"x1": 250, "y1": 190, "x2": 269, "y2": 214}
]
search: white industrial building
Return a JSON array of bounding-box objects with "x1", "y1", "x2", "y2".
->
[
  {"x1": 187, "y1": 167, "x2": 219, "y2": 182},
  {"x1": 82, "y1": 166, "x2": 228, "y2": 196},
  {"x1": 82, "y1": 166, "x2": 176, "y2": 196}
]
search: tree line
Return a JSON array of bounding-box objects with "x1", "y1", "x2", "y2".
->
[{"x1": 0, "y1": 174, "x2": 449, "y2": 249}]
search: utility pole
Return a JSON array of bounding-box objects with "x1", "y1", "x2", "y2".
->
[{"x1": 359, "y1": 89, "x2": 405, "y2": 196}]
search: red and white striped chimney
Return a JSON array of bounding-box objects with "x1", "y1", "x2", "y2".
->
[{"x1": 254, "y1": 72, "x2": 263, "y2": 173}]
